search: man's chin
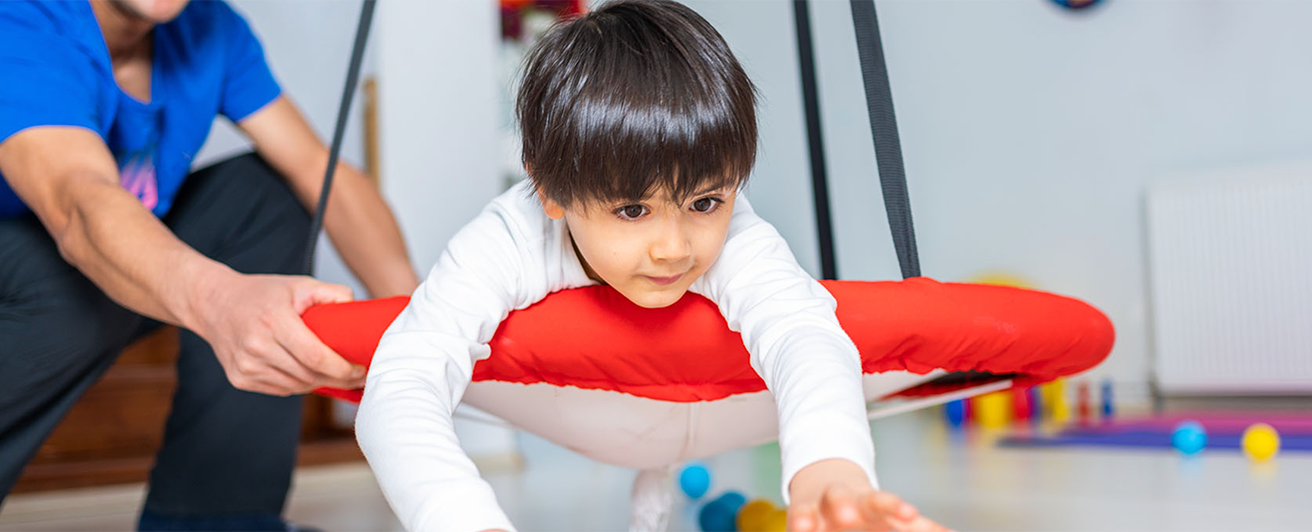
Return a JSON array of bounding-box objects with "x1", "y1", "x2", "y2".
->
[{"x1": 112, "y1": 0, "x2": 189, "y2": 24}]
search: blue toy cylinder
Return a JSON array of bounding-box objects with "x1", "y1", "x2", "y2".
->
[
  {"x1": 945, "y1": 399, "x2": 966, "y2": 426},
  {"x1": 1100, "y1": 379, "x2": 1114, "y2": 418}
]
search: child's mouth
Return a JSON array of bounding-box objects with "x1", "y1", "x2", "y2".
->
[{"x1": 645, "y1": 274, "x2": 683, "y2": 286}]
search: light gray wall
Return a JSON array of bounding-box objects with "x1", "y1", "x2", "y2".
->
[{"x1": 687, "y1": 0, "x2": 1312, "y2": 394}]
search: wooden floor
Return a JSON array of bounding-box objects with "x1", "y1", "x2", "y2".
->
[{"x1": 3, "y1": 408, "x2": 1310, "y2": 531}]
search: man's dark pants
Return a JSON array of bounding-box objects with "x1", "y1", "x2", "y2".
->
[{"x1": 0, "y1": 154, "x2": 309, "y2": 529}]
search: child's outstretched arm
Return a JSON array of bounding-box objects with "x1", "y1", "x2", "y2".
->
[
  {"x1": 355, "y1": 206, "x2": 529, "y2": 532},
  {"x1": 691, "y1": 196, "x2": 951, "y2": 532}
]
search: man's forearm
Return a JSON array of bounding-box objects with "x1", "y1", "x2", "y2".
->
[{"x1": 53, "y1": 178, "x2": 231, "y2": 329}]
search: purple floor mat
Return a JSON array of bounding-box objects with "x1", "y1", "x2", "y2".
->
[{"x1": 997, "y1": 410, "x2": 1312, "y2": 452}]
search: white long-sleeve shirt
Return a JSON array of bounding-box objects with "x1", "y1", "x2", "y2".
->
[{"x1": 356, "y1": 181, "x2": 877, "y2": 532}]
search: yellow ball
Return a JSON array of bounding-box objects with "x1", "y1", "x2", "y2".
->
[
  {"x1": 736, "y1": 499, "x2": 776, "y2": 532},
  {"x1": 1242, "y1": 423, "x2": 1281, "y2": 462},
  {"x1": 761, "y1": 509, "x2": 789, "y2": 532}
]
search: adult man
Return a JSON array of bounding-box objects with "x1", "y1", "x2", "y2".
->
[{"x1": 0, "y1": 1, "x2": 419, "y2": 529}]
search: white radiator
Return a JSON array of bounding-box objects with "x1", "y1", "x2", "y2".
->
[{"x1": 1147, "y1": 163, "x2": 1312, "y2": 395}]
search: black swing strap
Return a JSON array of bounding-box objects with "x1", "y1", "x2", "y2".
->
[
  {"x1": 303, "y1": 0, "x2": 378, "y2": 275},
  {"x1": 851, "y1": 0, "x2": 921, "y2": 279},
  {"x1": 792, "y1": 0, "x2": 839, "y2": 280}
]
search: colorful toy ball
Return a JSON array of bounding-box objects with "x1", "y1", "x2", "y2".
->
[
  {"x1": 719, "y1": 491, "x2": 747, "y2": 513},
  {"x1": 1171, "y1": 420, "x2": 1207, "y2": 455},
  {"x1": 699, "y1": 491, "x2": 747, "y2": 532},
  {"x1": 762, "y1": 509, "x2": 788, "y2": 532},
  {"x1": 680, "y1": 463, "x2": 712, "y2": 499},
  {"x1": 1241, "y1": 423, "x2": 1281, "y2": 462},
  {"x1": 736, "y1": 499, "x2": 777, "y2": 532}
]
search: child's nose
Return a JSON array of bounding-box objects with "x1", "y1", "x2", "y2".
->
[{"x1": 649, "y1": 224, "x2": 692, "y2": 263}]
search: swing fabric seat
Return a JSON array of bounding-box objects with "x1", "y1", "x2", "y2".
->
[{"x1": 306, "y1": 277, "x2": 1112, "y2": 469}]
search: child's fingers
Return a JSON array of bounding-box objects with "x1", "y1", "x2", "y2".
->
[
  {"x1": 888, "y1": 514, "x2": 952, "y2": 532},
  {"x1": 789, "y1": 504, "x2": 821, "y2": 532},
  {"x1": 820, "y1": 484, "x2": 863, "y2": 530},
  {"x1": 865, "y1": 491, "x2": 918, "y2": 522}
]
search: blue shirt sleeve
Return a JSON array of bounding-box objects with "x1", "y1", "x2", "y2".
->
[
  {"x1": 0, "y1": 4, "x2": 101, "y2": 145},
  {"x1": 216, "y1": 2, "x2": 281, "y2": 123}
]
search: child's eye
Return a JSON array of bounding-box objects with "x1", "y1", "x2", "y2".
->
[
  {"x1": 691, "y1": 197, "x2": 722, "y2": 213},
  {"x1": 615, "y1": 204, "x2": 649, "y2": 220}
]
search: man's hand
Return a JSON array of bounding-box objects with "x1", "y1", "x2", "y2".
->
[
  {"x1": 788, "y1": 459, "x2": 952, "y2": 532},
  {"x1": 191, "y1": 270, "x2": 366, "y2": 396}
]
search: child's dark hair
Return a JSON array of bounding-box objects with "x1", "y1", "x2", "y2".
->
[{"x1": 517, "y1": 0, "x2": 758, "y2": 207}]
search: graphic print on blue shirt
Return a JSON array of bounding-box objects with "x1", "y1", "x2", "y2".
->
[{"x1": 107, "y1": 97, "x2": 163, "y2": 212}]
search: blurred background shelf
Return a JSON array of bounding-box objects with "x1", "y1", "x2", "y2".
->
[{"x1": 11, "y1": 327, "x2": 361, "y2": 494}]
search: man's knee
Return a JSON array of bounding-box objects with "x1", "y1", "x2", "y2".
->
[
  {"x1": 0, "y1": 218, "x2": 140, "y2": 370},
  {"x1": 1, "y1": 276, "x2": 139, "y2": 371}
]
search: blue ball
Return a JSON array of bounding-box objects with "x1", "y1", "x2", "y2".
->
[
  {"x1": 697, "y1": 492, "x2": 747, "y2": 532},
  {"x1": 680, "y1": 463, "x2": 711, "y2": 499},
  {"x1": 698, "y1": 500, "x2": 734, "y2": 532},
  {"x1": 1172, "y1": 420, "x2": 1207, "y2": 455},
  {"x1": 717, "y1": 491, "x2": 746, "y2": 514}
]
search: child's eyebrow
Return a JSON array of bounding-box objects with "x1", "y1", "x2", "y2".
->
[{"x1": 691, "y1": 184, "x2": 733, "y2": 196}]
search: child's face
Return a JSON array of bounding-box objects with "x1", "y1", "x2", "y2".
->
[{"x1": 541, "y1": 186, "x2": 736, "y2": 309}]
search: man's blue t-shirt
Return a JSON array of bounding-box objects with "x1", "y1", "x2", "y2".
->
[{"x1": 0, "y1": 0, "x2": 281, "y2": 218}]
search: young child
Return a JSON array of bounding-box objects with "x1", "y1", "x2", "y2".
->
[{"x1": 356, "y1": 2, "x2": 949, "y2": 531}]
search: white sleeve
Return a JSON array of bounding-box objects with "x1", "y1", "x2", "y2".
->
[
  {"x1": 692, "y1": 196, "x2": 878, "y2": 501},
  {"x1": 355, "y1": 207, "x2": 525, "y2": 532}
]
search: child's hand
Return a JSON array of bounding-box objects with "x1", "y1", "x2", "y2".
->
[{"x1": 787, "y1": 459, "x2": 953, "y2": 532}]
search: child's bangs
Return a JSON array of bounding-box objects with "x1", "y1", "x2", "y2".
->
[{"x1": 570, "y1": 91, "x2": 754, "y2": 206}]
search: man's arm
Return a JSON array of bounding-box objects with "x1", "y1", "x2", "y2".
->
[
  {"x1": 0, "y1": 126, "x2": 364, "y2": 395},
  {"x1": 237, "y1": 97, "x2": 419, "y2": 298}
]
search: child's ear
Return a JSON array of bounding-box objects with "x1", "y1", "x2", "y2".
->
[{"x1": 537, "y1": 189, "x2": 565, "y2": 220}]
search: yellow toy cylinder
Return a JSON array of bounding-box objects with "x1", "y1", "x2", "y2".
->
[{"x1": 972, "y1": 390, "x2": 1012, "y2": 428}]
